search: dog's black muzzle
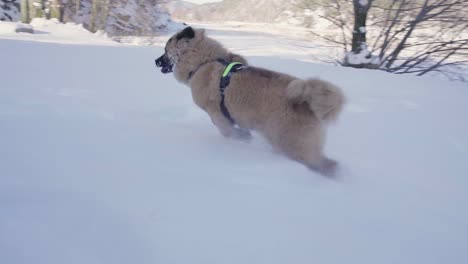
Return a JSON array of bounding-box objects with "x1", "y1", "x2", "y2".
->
[{"x1": 155, "y1": 54, "x2": 173, "y2": 74}]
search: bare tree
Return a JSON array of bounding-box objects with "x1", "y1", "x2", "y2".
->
[
  {"x1": 292, "y1": 0, "x2": 352, "y2": 53},
  {"x1": 372, "y1": 0, "x2": 468, "y2": 78},
  {"x1": 296, "y1": 0, "x2": 468, "y2": 80}
]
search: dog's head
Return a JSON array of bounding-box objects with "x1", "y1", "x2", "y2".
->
[{"x1": 155, "y1": 27, "x2": 201, "y2": 74}]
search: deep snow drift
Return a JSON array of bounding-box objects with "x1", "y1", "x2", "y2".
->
[{"x1": 1, "y1": 22, "x2": 468, "y2": 264}]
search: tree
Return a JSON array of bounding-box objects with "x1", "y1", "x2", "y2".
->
[
  {"x1": 20, "y1": 0, "x2": 30, "y2": 22},
  {"x1": 89, "y1": 0, "x2": 98, "y2": 32},
  {"x1": 296, "y1": 0, "x2": 468, "y2": 80},
  {"x1": 31, "y1": 0, "x2": 44, "y2": 18},
  {"x1": 373, "y1": 0, "x2": 468, "y2": 78},
  {"x1": 49, "y1": 0, "x2": 62, "y2": 21},
  {"x1": 16, "y1": 0, "x2": 175, "y2": 40},
  {"x1": 351, "y1": 0, "x2": 372, "y2": 53},
  {"x1": 293, "y1": 0, "x2": 379, "y2": 67},
  {"x1": 345, "y1": 0, "x2": 379, "y2": 68},
  {"x1": 1, "y1": 0, "x2": 21, "y2": 21}
]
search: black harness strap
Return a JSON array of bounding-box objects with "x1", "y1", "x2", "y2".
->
[{"x1": 217, "y1": 59, "x2": 246, "y2": 126}]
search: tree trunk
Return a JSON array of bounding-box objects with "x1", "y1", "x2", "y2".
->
[
  {"x1": 41, "y1": 0, "x2": 47, "y2": 19},
  {"x1": 49, "y1": 0, "x2": 61, "y2": 20},
  {"x1": 89, "y1": 0, "x2": 99, "y2": 32},
  {"x1": 351, "y1": 0, "x2": 371, "y2": 53},
  {"x1": 344, "y1": 0, "x2": 379, "y2": 68},
  {"x1": 21, "y1": 0, "x2": 30, "y2": 23},
  {"x1": 59, "y1": 0, "x2": 65, "y2": 22},
  {"x1": 100, "y1": 0, "x2": 110, "y2": 31}
]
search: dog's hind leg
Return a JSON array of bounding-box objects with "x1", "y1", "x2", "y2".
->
[
  {"x1": 295, "y1": 141, "x2": 338, "y2": 177},
  {"x1": 307, "y1": 155, "x2": 338, "y2": 177},
  {"x1": 269, "y1": 122, "x2": 338, "y2": 177}
]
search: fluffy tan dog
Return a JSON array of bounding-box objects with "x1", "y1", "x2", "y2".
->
[{"x1": 156, "y1": 27, "x2": 345, "y2": 176}]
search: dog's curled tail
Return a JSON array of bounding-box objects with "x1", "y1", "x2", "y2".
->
[{"x1": 286, "y1": 78, "x2": 345, "y2": 123}]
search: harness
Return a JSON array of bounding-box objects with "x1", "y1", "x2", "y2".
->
[{"x1": 216, "y1": 59, "x2": 246, "y2": 125}]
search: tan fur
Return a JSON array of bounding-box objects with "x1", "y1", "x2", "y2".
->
[
  {"x1": 286, "y1": 78, "x2": 345, "y2": 123},
  {"x1": 163, "y1": 28, "x2": 346, "y2": 176}
]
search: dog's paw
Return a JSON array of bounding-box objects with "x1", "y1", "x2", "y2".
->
[
  {"x1": 320, "y1": 158, "x2": 338, "y2": 178},
  {"x1": 233, "y1": 128, "x2": 252, "y2": 142}
]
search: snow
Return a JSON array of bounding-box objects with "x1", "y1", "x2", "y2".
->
[
  {"x1": 0, "y1": 20, "x2": 15, "y2": 33},
  {"x1": 15, "y1": 22, "x2": 33, "y2": 30},
  {"x1": 1, "y1": 21, "x2": 468, "y2": 264},
  {"x1": 0, "y1": 18, "x2": 116, "y2": 45},
  {"x1": 359, "y1": 0, "x2": 369, "y2": 6},
  {"x1": 346, "y1": 43, "x2": 380, "y2": 65}
]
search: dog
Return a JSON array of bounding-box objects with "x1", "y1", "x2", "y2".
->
[{"x1": 155, "y1": 27, "x2": 345, "y2": 176}]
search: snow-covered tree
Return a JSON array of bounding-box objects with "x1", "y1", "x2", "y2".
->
[
  {"x1": 63, "y1": 0, "x2": 91, "y2": 25},
  {"x1": 14, "y1": 0, "x2": 177, "y2": 38},
  {"x1": 1, "y1": 0, "x2": 20, "y2": 21},
  {"x1": 102, "y1": 0, "x2": 173, "y2": 36}
]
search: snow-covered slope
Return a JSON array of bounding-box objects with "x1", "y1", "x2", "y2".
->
[{"x1": 1, "y1": 21, "x2": 468, "y2": 264}]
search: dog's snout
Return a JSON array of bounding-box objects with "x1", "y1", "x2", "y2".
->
[
  {"x1": 155, "y1": 54, "x2": 173, "y2": 74},
  {"x1": 155, "y1": 54, "x2": 167, "y2": 67}
]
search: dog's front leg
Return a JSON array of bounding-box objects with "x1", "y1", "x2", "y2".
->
[{"x1": 208, "y1": 111, "x2": 252, "y2": 142}]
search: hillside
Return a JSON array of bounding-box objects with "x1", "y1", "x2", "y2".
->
[
  {"x1": 170, "y1": 0, "x2": 313, "y2": 26},
  {"x1": 164, "y1": 0, "x2": 198, "y2": 18}
]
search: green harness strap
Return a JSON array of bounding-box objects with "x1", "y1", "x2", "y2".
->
[{"x1": 222, "y1": 62, "x2": 243, "y2": 77}]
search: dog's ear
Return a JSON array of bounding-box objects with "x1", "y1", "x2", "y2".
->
[{"x1": 176, "y1": 27, "x2": 195, "y2": 40}]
